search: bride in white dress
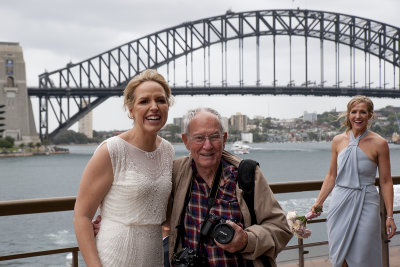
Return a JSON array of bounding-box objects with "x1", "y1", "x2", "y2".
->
[{"x1": 74, "y1": 69, "x2": 174, "y2": 267}]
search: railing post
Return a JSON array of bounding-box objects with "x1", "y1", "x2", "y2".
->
[
  {"x1": 379, "y1": 187, "x2": 390, "y2": 267},
  {"x1": 298, "y1": 238, "x2": 304, "y2": 267},
  {"x1": 72, "y1": 251, "x2": 78, "y2": 267}
]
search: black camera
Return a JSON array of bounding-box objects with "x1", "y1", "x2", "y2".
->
[
  {"x1": 171, "y1": 247, "x2": 208, "y2": 267},
  {"x1": 201, "y1": 213, "x2": 235, "y2": 244}
]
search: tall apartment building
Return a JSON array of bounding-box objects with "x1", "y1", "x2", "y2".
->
[
  {"x1": 173, "y1": 117, "x2": 184, "y2": 133},
  {"x1": 78, "y1": 99, "x2": 93, "y2": 138},
  {"x1": 230, "y1": 112, "x2": 248, "y2": 132},
  {"x1": 303, "y1": 111, "x2": 318, "y2": 123},
  {"x1": 0, "y1": 42, "x2": 39, "y2": 143}
]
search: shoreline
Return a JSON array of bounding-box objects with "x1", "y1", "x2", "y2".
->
[
  {"x1": 0, "y1": 150, "x2": 69, "y2": 158},
  {"x1": 0, "y1": 146, "x2": 69, "y2": 158}
]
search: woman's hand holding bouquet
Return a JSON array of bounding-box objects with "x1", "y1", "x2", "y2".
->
[{"x1": 286, "y1": 206, "x2": 323, "y2": 239}]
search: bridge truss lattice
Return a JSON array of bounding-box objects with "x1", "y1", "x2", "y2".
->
[{"x1": 29, "y1": 9, "x2": 400, "y2": 141}]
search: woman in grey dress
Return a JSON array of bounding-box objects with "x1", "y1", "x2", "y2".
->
[{"x1": 310, "y1": 95, "x2": 397, "y2": 267}]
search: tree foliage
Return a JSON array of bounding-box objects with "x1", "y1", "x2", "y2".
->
[
  {"x1": 53, "y1": 130, "x2": 90, "y2": 144},
  {"x1": 5, "y1": 136, "x2": 14, "y2": 146},
  {"x1": 0, "y1": 139, "x2": 12, "y2": 148}
]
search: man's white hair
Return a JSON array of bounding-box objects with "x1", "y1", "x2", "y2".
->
[{"x1": 183, "y1": 107, "x2": 225, "y2": 135}]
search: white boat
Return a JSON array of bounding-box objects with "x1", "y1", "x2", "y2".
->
[{"x1": 230, "y1": 141, "x2": 250, "y2": 154}]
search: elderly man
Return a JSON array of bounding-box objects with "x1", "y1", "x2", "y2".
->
[
  {"x1": 168, "y1": 107, "x2": 292, "y2": 267},
  {"x1": 93, "y1": 107, "x2": 292, "y2": 267}
]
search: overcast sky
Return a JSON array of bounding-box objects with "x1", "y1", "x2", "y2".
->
[{"x1": 2, "y1": 0, "x2": 400, "y2": 131}]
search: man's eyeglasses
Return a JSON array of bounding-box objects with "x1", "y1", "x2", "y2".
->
[{"x1": 190, "y1": 134, "x2": 223, "y2": 144}]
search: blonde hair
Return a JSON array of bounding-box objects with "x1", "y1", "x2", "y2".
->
[
  {"x1": 339, "y1": 95, "x2": 374, "y2": 132},
  {"x1": 123, "y1": 69, "x2": 173, "y2": 117}
]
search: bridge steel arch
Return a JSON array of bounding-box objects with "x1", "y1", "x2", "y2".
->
[{"x1": 33, "y1": 9, "x2": 400, "y2": 141}]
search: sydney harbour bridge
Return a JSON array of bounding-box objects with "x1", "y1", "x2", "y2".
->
[{"x1": 27, "y1": 9, "x2": 400, "y2": 141}]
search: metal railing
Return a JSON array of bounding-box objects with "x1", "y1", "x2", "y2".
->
[
  {"x1": 271, "y1": 177, "x2": 400, "y2": 267},
  {"x1": 0, "y1": 177, "x2": 399, "y2": 266}
]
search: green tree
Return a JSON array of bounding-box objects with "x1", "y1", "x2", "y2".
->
[
  {"x1": 5, "y1": 136, "x2": 14, "y2": 146},
  {"x1": 53, "y1": 130, "x2": 89, "y2": 144},
  {"x1": 19, "y1": 143, "x2": 25, "y2": 150},
  {"x1": 387, "y1": 113, "x2": 396, "y2": 122},
  {"x1": 0, "y1": 139, "x2": 12, "y2": 148},
  {"x1": 249, "y1": 129, "x2": 267, "y2": 142},
  {"x1": 165, "y1": 124, "x2": 181, "y2": 135},
  {"x1": 35, "y1": 142, "x2": 41, "y2": 151},
  {"x1": 307, "y1": 132, "x2": 319, "y2": 141}
]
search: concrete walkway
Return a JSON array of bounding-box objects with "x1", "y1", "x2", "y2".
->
[{"x1": 277, "y1": 246, "x2": 400, "y2": 267}]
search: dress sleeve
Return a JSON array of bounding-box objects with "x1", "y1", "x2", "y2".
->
[{"x1": 103, "y1": 136, "x2": 120, "y2": 182}]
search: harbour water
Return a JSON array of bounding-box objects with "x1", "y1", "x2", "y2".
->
[{"x1": 1, "y1": 142, "x2": 399, "y2": 266}]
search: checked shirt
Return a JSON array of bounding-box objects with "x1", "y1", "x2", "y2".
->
[{"x1": 183, "y1": 159, "x2": 244, "y2": 267}]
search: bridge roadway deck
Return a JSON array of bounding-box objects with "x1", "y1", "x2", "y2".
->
[
  {"x1": 28, "y1": 86, "x2": 400, "y2": 98},
  {"x1": 277, "y1": 245, "x2": 400, "y2": 267}
]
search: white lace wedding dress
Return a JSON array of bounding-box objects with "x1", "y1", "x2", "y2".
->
[{"x1": 95, "y1": 136, "x2": 174, "y2": 267}]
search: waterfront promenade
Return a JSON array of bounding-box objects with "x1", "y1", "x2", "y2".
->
[{"x1": 278, "y1": 245, "x2": 400, "y2": 267}]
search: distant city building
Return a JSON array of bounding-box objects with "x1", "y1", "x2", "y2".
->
[
  {"x1": 375, "y1": 115, "x2": 391, "y2": 127},
  {"x1": 78, "y1": 99, "x2": 93, "y2": 138},
  {"x1": 230, "y1": 112, "x2": 248, "y2": 132},
  {"x1": 253, "y1": 115, "x2": 264, "y2": 120},
  {"x1": 112, "y1": 131, "x2": 125, "y2": 136},
  {"x1": 0, "y1": 42, "x2": 39, "y2": 144},
  {"x1": 303, "y1": 111, "x2": 318, "y2": 123},
  {"x1": 274, "y1": 118, "x2": 296, "y2": 128},
  {"x1": 173, "y1": 117, "x2": 184, "y2": 133},
  {"x1": 241, "y1": 132, "x2": 253, "y2": 143},
  {"x1": 246, "y1": 124, "x2": 258, "y2": 131}
]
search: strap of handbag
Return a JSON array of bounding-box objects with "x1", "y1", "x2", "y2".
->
[
  {"x1": 237, "y1": 159, "x2": 272, "y2": 267},
  {"x1": 237, "y1": 159, "x2": 259, "y2": 225}
]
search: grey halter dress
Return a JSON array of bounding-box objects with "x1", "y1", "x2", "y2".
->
[{"x1": 327, "y1": 130, "x2": 382, "y2": 267}]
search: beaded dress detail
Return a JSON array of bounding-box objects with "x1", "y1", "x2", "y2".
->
[{"x1": 95, "y1": 136, "x2": 174, "y2": 267}]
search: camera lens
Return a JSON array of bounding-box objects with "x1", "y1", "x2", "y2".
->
[{"x1": 213, "y1": 223, "x2": 234, "y2": 244}]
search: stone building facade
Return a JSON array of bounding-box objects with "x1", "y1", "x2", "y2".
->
[{"x1": 0, "y1": 42, "x2": 39, "y2": 143}]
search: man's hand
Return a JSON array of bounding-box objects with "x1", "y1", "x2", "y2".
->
[
  {"x1": 93, "y1": 215, "x2": 102, "y2": 237},
  {"x1": 214, "y1": 220, "x2": 248, "y2": 253}
]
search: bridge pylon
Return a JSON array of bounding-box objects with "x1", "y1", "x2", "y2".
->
[{"x1": 0, "y1": 42, "x2": 40, "y2": 144}]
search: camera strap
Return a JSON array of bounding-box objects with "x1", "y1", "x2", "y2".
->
[
  {"x1": 173, "y1": 161, "x2": 223, "y2": 256},
  {"x1": 205, "y1": 162, "x2": 223, "y2": 214}
]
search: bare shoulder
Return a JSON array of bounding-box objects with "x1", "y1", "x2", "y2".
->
[
  {"x1": 368, "y1": 131, "x2": 388, "y2": 146},
  {"x1": 331, "y1": 132, "x2": 347, "y2": 150},
  {"x1": 364, "y1": 131, "x2": 389, "y2": 159},
  {"x1": 332, "y1": 132, "x2": 347, "y2": 143},
  {"x1": 333, "y1": 132, "x2": 352, "y2": 155},
  {"x1": 94, "y1": 142, "x2": 109, "y2": 157},
  {"x1": 88, "y1": 142, "x2": 111, "y2": 169}
]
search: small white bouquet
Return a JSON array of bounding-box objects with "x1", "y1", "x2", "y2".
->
[{"x1": 286, "y1": 206, "x2": 322, "y2": 239}]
